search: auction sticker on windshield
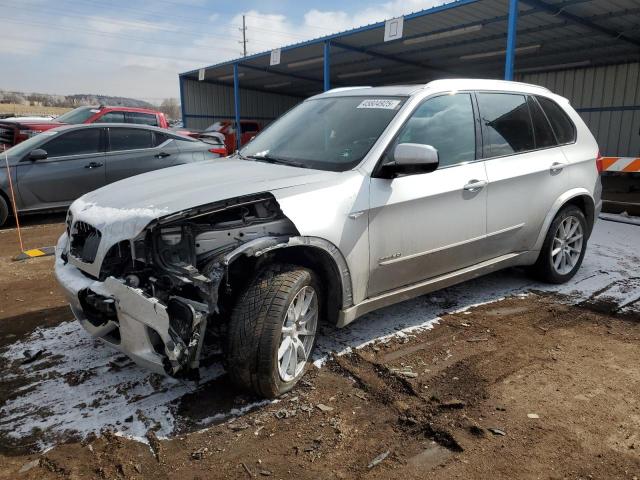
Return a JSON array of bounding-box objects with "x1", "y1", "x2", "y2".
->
[{"x1": 357, "y1": 99, "x2": 401, "y2": 109}]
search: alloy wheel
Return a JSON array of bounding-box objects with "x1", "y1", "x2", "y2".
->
[
  {"x1": 277, "y1": 286, "x2": 318, "y2": 382},
  {"x1": 551, "y1": 215, "x2": 584, "y2": 275}
]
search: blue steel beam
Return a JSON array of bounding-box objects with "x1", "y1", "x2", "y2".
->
[
  {"x1": 178, "y1": 75, "x2": 186, "y2": 127},
  {"x1": 504, "y1": 0, "x2": 520, "y2": 80},
  {"x1": 180, "y1": 0, "x2": 594, "y2": 79},
  {"x1": 233, "y1": 63, "x2": 241, "y2": 152},
  {"x1": 331, "y1": 41, "x2": 453, "y2": 75},
  {"x1": 343, "y1": 0, "x2": 590, "y2": 52},
  {"x1": 324, "y1": 41, "x2": 331, "y2": 91},
  {"x1": 246, "y1": 0, "x2": 593, "y2": 81},
  {"x1": 179, "y1": 0, "x2": 482, "y2": 77},
  {"x1": 239, "y1": 63, "x2": 324, "y2": 85},
  {"x1": 520, "y1": 0, "x2": 640, "y2": 48}
]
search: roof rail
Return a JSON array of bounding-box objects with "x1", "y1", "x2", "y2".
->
[
  {"x1": 423, "y1": 78, "x2": 551, "y2": 92},
  {"x1": 325, "y1": 86, "x2": 371, "y2": 93}
]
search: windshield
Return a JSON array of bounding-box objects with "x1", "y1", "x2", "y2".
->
[
  {"x1": 56, "y1": 106, "x2": 97, "y2": 124},
  {"x1": 240, "y1": 96, "x2": 406, "y2": 171}
]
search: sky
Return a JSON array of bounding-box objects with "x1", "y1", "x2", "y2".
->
[{"x1": 0, "y1": 0, "x2": 448, "y2": 103}]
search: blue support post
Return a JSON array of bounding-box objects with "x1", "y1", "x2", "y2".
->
[
  {"x1": 233, "y1": 63, "x2": 241, "y2": 152},
  {"x1": 323, "y1": 41, "x2": 331, "y2": 91},
  {"x1": 178, "y1": 75, "x2": 186, "y2": 127},
  {"x1": 504, "y1": 0, "x2": 519, "y2": 80}
]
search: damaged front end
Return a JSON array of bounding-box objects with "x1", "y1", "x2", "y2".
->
[{"x1": 61, "y1": 193, "x2": 298, "y2": 377}]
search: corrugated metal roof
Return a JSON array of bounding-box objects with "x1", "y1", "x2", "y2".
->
[{"x1": 180, "y1": 0, "x2": 640, "y2": 98}]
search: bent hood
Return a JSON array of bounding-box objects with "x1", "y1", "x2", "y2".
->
[
  {"x1": 79, "y1": 157, "x2": 337, "y2": 212},
  {"x1": 66, "y1": 158, "x2": 342, "y2": 276}
]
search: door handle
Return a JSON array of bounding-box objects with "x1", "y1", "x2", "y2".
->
[
  {"x1": 84, "y1": 162, "x2": 103, "y2": 169},
  {"x1": 463, "y1": 179, "x2": 487, "y2": 192},
  {"x1": 550, "y1": 162, "x2": 564, "y2": 173},
  {"x1": 155, "y1": 152, "x2": 171, "y2": 158}
]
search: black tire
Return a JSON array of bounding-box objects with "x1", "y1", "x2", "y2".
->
[
  {"x1": 0, "y1": 195, "x2": 9, "y2": 228},
  {"x1": 226, "y1": 264, "x2": 320, "y2": 398},
  {"x1": 531, "y1": 205, "x2": 588, "y2": 284}
]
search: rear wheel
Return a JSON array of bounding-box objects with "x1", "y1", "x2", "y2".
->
[
  {"x1": 0, "y1": 195, "x2": 9, "y2": 228},
  {"x1": 226, "y1": 264, "x2": 319, "y2": 398},
  {"x1": 531, "y1": 205, "x2": 587, "y2": 284}
]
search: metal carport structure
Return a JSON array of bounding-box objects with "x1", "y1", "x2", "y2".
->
[{"x1": 179, "y1": 0, "x2": 640, "y2": 156}]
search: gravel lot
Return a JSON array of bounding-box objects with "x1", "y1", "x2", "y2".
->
[{"x1": 0, "y1": 215, "x2": 638, "y2": 479}]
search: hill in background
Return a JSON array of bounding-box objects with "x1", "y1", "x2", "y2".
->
[{"x1": 0, "y1": 90, "x2": 154, "y2": 109}]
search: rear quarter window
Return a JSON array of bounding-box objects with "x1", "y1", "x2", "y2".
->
[
  {"x1": 527, "y1": 96, "x2": 557, "y2": 149},
  {"x1": 535, "y1": 96, "x2": 576, "y2": 145}
]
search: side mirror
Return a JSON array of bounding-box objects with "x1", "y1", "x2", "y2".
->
[
  {"x1": 28, "y1": 149, "x2": 48, "y2": 161},
  {"x1": 379, "y1": 143, "x2": 439, "y2": 178}
]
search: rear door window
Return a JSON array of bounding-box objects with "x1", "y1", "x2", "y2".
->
[
  {"x1": 396, "y1": 93, "x2": 476, "y2": 168},
  {"x1": 527, "y1": 96, "x2": 557, "y2": 148},
  {"x1": 536, "y1": 96, "x2": 576, "y2": 145},
  {"x1": 94, "y1": 111, "x2": 125, "y2": 123},
  {"x1": 125, "y1": 112, "x2": 158, "y2": 126},
  {"x1": 477, "y1": 93, "x2": 535, "y2": 157},
  {"x1": 109, "y1": 128, "x2": 154, "y2": 151},
  {"x1": 43, "y1": 129, "x2": 102, "y2": 157}
]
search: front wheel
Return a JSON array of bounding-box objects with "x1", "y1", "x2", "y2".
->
[
  {"x1": 531, "y1": 205, "x2": 588, "y2": 284},
  {"x1": 226, "y1": 265, "x2": 320, "y2": 398}
]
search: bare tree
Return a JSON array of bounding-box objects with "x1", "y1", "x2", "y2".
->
[{"x1": 160, "y1": 98, "x2": 181, "y2": 120}]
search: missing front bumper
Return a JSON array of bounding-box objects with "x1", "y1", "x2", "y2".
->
[
  {"x1": 57, "y1": 259, "x2": 208, "y2": 376},
  {"x1": 93, "y1": 278, "x2": 208, "y2": 375}
]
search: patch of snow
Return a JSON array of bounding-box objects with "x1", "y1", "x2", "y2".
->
[
  {"x1": 72, "y1": 197, "x2": 167, "y2": 228},
  {"x1": 0, "y1": 321, "x2": 224, "y2": 451},
  {"x1": 1, "y1": 220, "x2": 637, "y2": 452},
  {"x1": 198, "y1": 399, "x2": 276, "y2": 427}
]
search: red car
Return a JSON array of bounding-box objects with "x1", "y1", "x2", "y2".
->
[
  {"x1": 200, "y1": 120, "x2": 261, "y2": 153},
  {"x1": 0, "y1": 105, "x2": 170, "y2": 149}
]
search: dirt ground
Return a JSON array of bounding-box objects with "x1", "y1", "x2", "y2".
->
[
  {"x1": 0, "y1": 104, "x2": 70, "y2": 116},
  {"x1": 0, "y1": 216, "x2": 639, "y2": 479}
]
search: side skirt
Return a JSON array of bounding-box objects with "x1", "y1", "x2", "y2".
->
[{"x1": 337, "y1": 251, "x2": 537, "y2": 328}]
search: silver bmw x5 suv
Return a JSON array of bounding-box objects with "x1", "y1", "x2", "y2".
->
[{"x1": 55, "y1": 79, "x2": 602, "y2": 398}]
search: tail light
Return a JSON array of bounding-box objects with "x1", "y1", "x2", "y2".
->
[
  {"x1": 208, "y1": 147, "x2": 227, "y2": 156},
  {"x1": 595, "y1": 150, "x2": 604, "y2": 174}
]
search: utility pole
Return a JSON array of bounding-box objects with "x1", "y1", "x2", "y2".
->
[{"x1": 239, "y1": 15, "x2": 248, "y2": 57}]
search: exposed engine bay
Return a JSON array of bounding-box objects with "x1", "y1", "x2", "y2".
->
[{"x1": 68, "y1": 193, "x2": 299, "y2": 376}]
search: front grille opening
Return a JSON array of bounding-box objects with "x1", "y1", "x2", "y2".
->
[{"x1": 70, "y1": 221, "x2": 102, "y2": 263}]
